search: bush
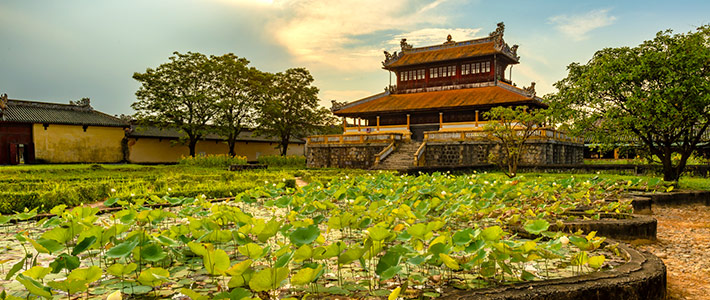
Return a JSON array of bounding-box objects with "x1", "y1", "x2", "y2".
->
[
  {"x1": 178, "y1": 154, "x2": 247, "y2": 168},
  {"x1": 256, "y1": 155, "x2": 306, "y2": 167}
]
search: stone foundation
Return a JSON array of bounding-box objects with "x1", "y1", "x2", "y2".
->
[
  {"x1": 424, "y1": 140, "x2": 583, "y2": 167},
  {"x1": 306, "y1": 144, "x2": 387, "y2": 169}
]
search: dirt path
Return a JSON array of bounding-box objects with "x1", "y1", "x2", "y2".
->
[{"x1": 637, "y1": 204, "x2": 710, "y2": 300}]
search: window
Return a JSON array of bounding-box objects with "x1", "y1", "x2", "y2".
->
[
  {"x1": 448, "y1": 65, "x2": 455, "y2": 77},
  {"x1": 418, "y1": 69, "x2": 424, "y2": 80},
  {"x1": 462, "y1": 64, "x2": 470, "y2": 75},
  {"x1": 430, "y1": 68, "x2": 437, "y2": 78}
]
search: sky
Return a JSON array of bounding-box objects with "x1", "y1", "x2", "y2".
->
[{"x1": 1, "y1": 0, "x2": 709, "y2": 116}]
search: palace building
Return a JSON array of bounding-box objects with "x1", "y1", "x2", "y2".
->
[{"x1": 307, "y1": 23, "x2": 583, "y2": 170}]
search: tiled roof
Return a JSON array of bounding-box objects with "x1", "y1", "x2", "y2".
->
[
  {"x1": 383, "y1": 37, "x2": 519, "y2": 69},
  {"x1": 0, "y1": 99, "x2": 128, "y2": 127},
  {"x1": 128, "y1": 125, "x2": 305, "y2": 144},
  {"x1": 333, "y1": 83, "x2": 545, "y2": 116}
]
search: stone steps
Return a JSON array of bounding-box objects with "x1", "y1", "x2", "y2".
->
[{"x1": 373, "y1": 141, "x2": 422, "y2": 170}]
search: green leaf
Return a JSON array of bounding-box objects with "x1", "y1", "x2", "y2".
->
[
  {"x1": 47, "y1": 278, "x2": 88, "y2": 295},
  {"x1": 376, "y1": 251, "x2": 401, "y2": 276},
  {"x1": 72, "y1": 236, "x2": 97, "y2": 256},
  {"x1": 256, "y1": 218, "x2": 282, "y2": 243},
  {"x1": 106, "y1": 263, "x2": 137, "y2": 276},
  {"x1": 68, "y1": 266, "x2": 103, "y2": 283},
  {"x1": 16, "y1": 274, "x2": 53, "y2": 298},
  {"x1": 237, "y1": 243, "x2": 263, "y2": 260},
  {"x1": 36, "y1": 238, "x2": 64, "y2": 254},
  {"x1": 289, "y1": 225, "x2": 320, "y2": 246},
  {"x1": 367, "y1": 225, "x2": 392, "y2": 242},
  {"x1": 439, "y1": 253, "x2": 460, "y2": 270},
  {"x1": 213, "y1": 287, "x2": 252, "y2": 300},
  {"x1": 137, "y1": 267, "x2": 169, "y2": 287},
  {"x1": 141, "y1": 243, "x2": 167, "y2": 262},
  {"x1": 106, "y1": 239, "x2": 139, "y2": 258},
  {"x1": 5, "y1": 258, "x2": 25, "y2": 280},
  {"x1": 22, "y1": 266, "x2": 51, "y2": 280},
  {"x1": 274, "y1": 251, "x2": 293, "y2": 268},
  {"x1": 204, "y1": 248, "x2": 231, "y2": 275},
  {"x1": 524, "y1": 219, "x2": 550, "y2": 235},
  {"x1": 452, "y1": 229, "x2": 472, "y2": 246},
  {"x1": 248, "y1": 267, "x2": 289, "y2": 292},
  {"x1": 481, "y1": 226, "x2": 504, "y2": 241},
  {"x1": 49, "y1": 254, "x2": 81, "y2": 274},
  {"x1": 293, "y1": 244, "x2": 313, "y2": 262},
  {"x1": 291, "y1": 265, "x2": 323, "y2": 285},
  {"x1": 588, "y1": 255, "x2": 605, "y2": 269},
  {"x1": 226, "y1": 260, "x2": 252, "y2": 276}
]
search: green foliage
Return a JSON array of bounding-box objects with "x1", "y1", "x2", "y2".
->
[
  {"x1": 549, "y1": 26, "x2": 710, "y2": 181},
  {"x1": 484, "y1": 106, "x2": 548, "y2": 178},
  {"x1": 256, "y1": 155, "x2": 306, "y2": 168},
  {"x1": 253, "y1": 68, "x2": 337, "y2": 156},
  {"x1": 179, "y1": 154, "x2": 248, "y2": 168}
]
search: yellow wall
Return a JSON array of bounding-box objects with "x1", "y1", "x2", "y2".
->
[
  {"x1": 127, "y1": 137, "x2": 305, "y2": 163},
  {"x1": 32, "y1": 124, "x2": 125, "y2": 163}
]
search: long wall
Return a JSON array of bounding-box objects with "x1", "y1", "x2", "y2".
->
[
  {"x1": 32, "y1": 124, "x2": 125, "y2": 163},
  {"x1": 127, "y1": 137, "x2": 305, "y2": 163},
  {"x1": 307, "y1": 144, "x2": 388, "y2": 169}
]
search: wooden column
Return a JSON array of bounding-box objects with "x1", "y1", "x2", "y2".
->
[
  {"x1": 439, "y1": 112, "x2": 443, "y2": 130},
  {"x1": 342, "y1": 117, "x2": 346, "y2": 132},
  {"x1": 376, "y1": 116, "x2": 380, "y2": 132},
  {"x1": 475, "y1": 110, "x2": 479, "y2": 127},
  {"x1": 406, "y1": 114, "x2": 410, "y2": 131}
]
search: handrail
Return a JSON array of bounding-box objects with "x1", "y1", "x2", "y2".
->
[
  {"x1": 307, "y1": 133, "x2": 403, "y2": 145},
  {"x1": 374, "y1": 142, "x2": 395, "y2": 165},
  {"x1": 413, "y1": 141, "x2": 426, "y2": 166},
  {"x1": 423, "y1": 127, "x2": 583, "y2": 144}
]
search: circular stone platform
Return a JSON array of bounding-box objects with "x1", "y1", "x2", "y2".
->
[{"x1": 440, "y1": 242, "x2": 666, "y2": 300}]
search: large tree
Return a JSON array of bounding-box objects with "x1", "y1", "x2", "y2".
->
[
  {"x1": 549, "y1": 26, "x2": 710, "y2": 181},
  {"x1": 209, "y1": 54, "x2": 262, "y2": 157},
  {"x1": 132, "y1": 51, "x2": 217, "y2": 157},
  {"x1": 254, "y1": 68, "x2": 332, "y2": 156}
]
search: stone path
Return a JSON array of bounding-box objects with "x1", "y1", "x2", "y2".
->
[{"x1": 636, "y1": 204, "x2": 710, "y2": 300}]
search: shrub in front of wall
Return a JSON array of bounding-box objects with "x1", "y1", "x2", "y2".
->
[
  {"x1": 256, "y1": 155, "x2": 306, "y2": 167},
  {"x1": 178, "y1": 154, "x2": 248, "y2": 168}
]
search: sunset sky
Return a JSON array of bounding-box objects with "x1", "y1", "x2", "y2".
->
[{"x1": 1, "y1": 0, "x2": 708, "y2": 115}]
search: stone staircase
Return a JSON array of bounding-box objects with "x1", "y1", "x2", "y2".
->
[{"x1": 373, "y1": 141, "x2": 422, "y2": 170}]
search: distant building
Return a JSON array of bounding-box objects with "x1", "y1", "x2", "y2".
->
[
  {"x1": 307, "y1": 23, "x2": 583, "y2": 170},
  {"x1": 0, "y1": 96, "x2": 128, "y2": 164},
  {"x1": 0, "y1": 95, "x2": 304, "y2": 165}
]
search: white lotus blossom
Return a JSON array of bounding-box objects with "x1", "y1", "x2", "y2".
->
[
  {"x1": 110, "y1": 188, "x2": 116, "y2": 193},
  {"x1": 441, "y1": 191, "x2": 446, "y2": 196},
  {"x1": 560, "y1": 236, "x2": 569, "y2": 245}
]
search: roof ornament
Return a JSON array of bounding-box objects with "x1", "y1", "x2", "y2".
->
[
  {"x1": 511, "y1": 44, "x2": 519, "y2": 57},
  {"x1": 443, "y1": 34, "x2": 455, "y2": 45},
  {"x1": 0, "y1": 93, "x2": 7, "y2": 110},
  {"x1": 524, "y1": 82, "x2": 536, "y2": 97},
  {"x1": 489, "y1": 22, "x2": 505, "y2": 37},
  {"x1": 69, "y1": 97, "x2": 93, "y2": 110},
  {"x1": 382, "y1": 50, "x2": 401, "y2": 66},
  {"x1": 330, "y1": 100, "x2": 347, "y2": 112},
  {"x1": 0, "y1": 93, "x2": 7, "y2": 119},
  {"x1": 400, "y1": 38, "x2": 413, "y2": 51}
]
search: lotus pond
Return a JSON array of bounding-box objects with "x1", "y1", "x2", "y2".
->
[{"x1": 0, "y1": 170, "x2": 668, "y2": 299}]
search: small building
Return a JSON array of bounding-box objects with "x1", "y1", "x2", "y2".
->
[
  {"x1": 307, "y1": 23, "x2": 583, "y2": 170},
  {"x1": 0, "y1": 96, "x2": 128, "y2": 165},
  {"x1": 126, "y1": 125, "x2": 305, "y2": 163}
]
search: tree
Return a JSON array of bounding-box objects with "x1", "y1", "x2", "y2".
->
[
  {"x1": 484, "y1": 106, "x2": 547, "y2": 178},
  {"x1": 132, "y1": 51, "x2": 217, "y2": 157},
  {"x1": 209, "y1": 54, "x2": 262, "y2": 157},
  {"x1": 254, "y1": 68, "x2": 332, "y2": 156},
  {"x1": 549, "y1": 26, "x2": 710, "y2": 181}
]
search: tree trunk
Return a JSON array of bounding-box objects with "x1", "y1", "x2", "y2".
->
[
  {"x1": 281, "y1": 138, "x2": 289, "y2": 156},
  {"x1": 228, "y1": 138, "x2": 236, "y2": 157},
  {"x1": 188, "y1": 139, "x2": 198, "y2": 157}
]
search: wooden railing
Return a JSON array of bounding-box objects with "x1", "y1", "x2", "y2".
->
[
  {"x1": 374, "y1": 142, "x2": 395, "y2": 165},
  {"x1": 344, "y1": 125, "x2": 409, "y2": 134},
  {"x1": 413, "y1": 142, "x2": 426, "y2": 166},
  {"x1": 307, "y1": 133, "x2": 403, "y2": 145}
]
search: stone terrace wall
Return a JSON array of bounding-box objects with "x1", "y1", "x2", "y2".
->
[
  {"x1": 424, "y1": 140, "x2": 583, "y2": 167},
  {"x1": 307, "y1": 144, "x2": 387, "y2": 169}
]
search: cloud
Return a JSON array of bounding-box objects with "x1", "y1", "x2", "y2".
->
[
  {"x1": 548, "y1": 9, "x2": 616, "y2": 41},
  {"x1": 319, "y1": 89, "x2": 374, "y2": 102},
  {"x1": 388, "y1": 27, "x2": 482, "y2": 49},
  {"x1": 266, "y1": 0, "x2": 452, "y2": 71}
]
